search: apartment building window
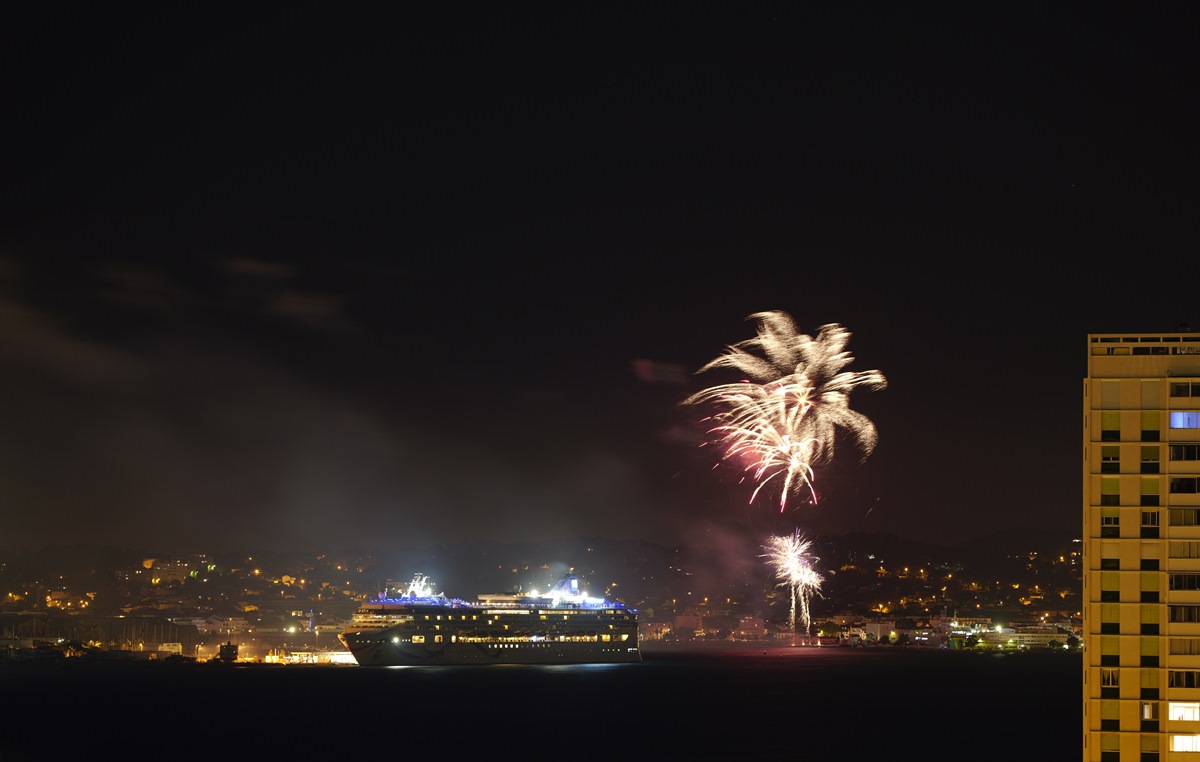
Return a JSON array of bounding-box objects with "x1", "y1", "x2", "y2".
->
[
  {"x1": 1171, "y1": 383, "x2": 1200, "y2": 397},
  {"x1": 1172, "y1": 478, "x2": 1200, "y2": 494},
  {"x1": 1170, "y1": 702, "x2": 1200, "y2": 721},
  {"x1": 1100, "y1": 700, "x2": 1119, "y2": 731},
  {"x1": 1144, "y1": 411, "x2": 1161, "y2": 441},
  {"x1": 1142, "y1": 700, "x2": 1160, "y2": 732},
  {"x1": 1143, "y1": 512, "x2": 1160, "y2": 539},
  {"x1": 1171, "y1": 574, "x2": 1200, "y2": 591},
  {"x1": 1170, "y1": 640, "x2": 1200, "y2": 656},
  {"x1": 1101, "y1": 571, "x2": 1119, "y2": 602},
  {"x1": 1102, "y1": 477, "x2": 1120, "y2": 506},
  {"x1": 1142, "y1": 478, "x2": 1161, "y2": 506},
  {"x1": 1170, "y1": 541, "x2": 1200, "y2": 558},
  {"x1": 1144, "y1": 380, "x2": 1162, "y2": 407},
  {"x1": 1143, "y1": 668, "x2": 1160, "y2": 699},
  {"x1": 1171, "y1": 412, "x2": 1200, "y2": 429},
  {"x1": 1101, "y1": 636, "x2": 1119, "y2": 666},
  {"x1": 1170, "y1": 508, "x2": 1200, "y2": 525},
  {"x1": 1102, "y1": 380, "x2": 1121, "y2": 406},
  {"x1": 1101, "y1": 380, "x2": 1121, "y2": 406},
  {"x1": 1102, "y1": 445, "x2": 1120, "y2": 473},
  {"x1": 1102, "y1": 541, "x2": 1119, "y2": 570},
  {"x1": 1171, "y1": 735, "x2": 1200, "y2": 752},
  {"x1": 1170, "y1": 671, "x2": 1200, "y2": 688},
  {"x1": 1101, "y1": 602, "x2": 1120, "y2": 634},
  {"x1": 1142, "y1": 447, "x2": 1161, "y2": 474},
  {"x1": 1100, "y1": 735, "x2": 1118, "y2": 762},
  {"x1": 1101, "y1": 514, "x2": 1120, "y2": 538},
  {"x1": 1102, "y1": 667, "x2": 1120, "y2": 697},
  {"x1": 1170, "y1": 606, "x2": 1200, "y2": 623},
  {"x1": 1142, "y1": 636, "x2": 1161, "y2": 667},
  {"x1": 1143, "y1": 605, "x2": 1161, "y2": 636},
  {"x1": 1172, "y1": 444, "x2": 1200, "y2": 461},
  {"x1": 1102, "y1": 411, "x2": 1121, "y2": 442},
  {"x1": 1142, "y1": 573, "x2": 1161, "y2": 604}
]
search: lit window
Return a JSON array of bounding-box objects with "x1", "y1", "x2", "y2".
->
[
  {"x1": 1172, "y1": 734, "x2": 1200, "y2": 752},
  {"x1": 1171, "y1": 702, "x2": 1200, "y2": 722},
  {"x1": 1171, "y1": 412, "x2": 1200, "y2": 429}
]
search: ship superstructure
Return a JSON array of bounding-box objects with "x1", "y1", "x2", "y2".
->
[{"x1": 338, "y1": 572, "x2": 641, "y2": 666}]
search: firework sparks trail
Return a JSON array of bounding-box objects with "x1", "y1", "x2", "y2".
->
[
  {"x1": 761, "y1": 529, "x2": 824, "y2": 639},
  {"x1": 683, "y1": 312, "x2": 886, "y2": 512}
]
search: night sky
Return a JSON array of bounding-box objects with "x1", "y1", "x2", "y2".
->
[{"x1": 2, "y1": 6, "x2": 1198, "y2": 556}]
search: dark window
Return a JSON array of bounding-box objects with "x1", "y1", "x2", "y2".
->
[
  {"x1": 1101, "y1": 654, "x2": 1119, "y2": 666},
  {"x1": 1172, "y1": 444, "x2": 1200, "y2": 461},
  {"x1": 1172, "y1": 478, "x2": 1200, "y2": 494},
  {"x1": 1142, "y1": 527, "x2": 1160, "y2": 538},
  {"x1": 1101, "y1": 623, "x2": 1120, "y2": 634},
  {"x1": 1142, "y1": 463, "x2": 1160, "y2": 474},
  {"x1": 1142, "y1": 495, "x2": 1161, "y2": 506},
  {"x1": 1170, "y1": 508, "x2": 1200, "y2": 525},
  {"x1": 1171, "y1": 606, "x2": 1200, "y2": 623},
  {"x1": 1171, "y1": 574, "x2": 1200, "y2": 590},
  {"x1": 1142, "y1": 624, "x2": 1160, "y2": 635},
  {"x1": 1142, "y1": 592, "x2": 1160, "y2": 603},
  {"x1": 1143, "y1": 430, "x2": 1161, "y2": 442},
  {"x1": 1102, "y1": 686, "x2": 1119, "y2": 697},
  {"x1": 1101, "y1": 495, "x2": 1120, "y2": 506},
  {"x1": 1142, "y1": 655, "x2": 1160, "y2": 667},
  {"x1": 1101, "y1": 591, "x2": 1120, "y2": 602},
  {"x1": 1170, "y1": 670, "x2": 1200, "y2": 687},
  {"x1": 1100, "y1": 719, "x2": 1119, "y2": 731},
  {"x1": 1140, "y1": 752, "x2": 1159, "y2": 762},
  {"x1": 1101, "y1": 753, "x2": 1119, "y2": 762},
  {"x1": 1102, "y1": 430, "x2": 1120, "y2": 442},
  {"x1": 1141, "y1": 687, "x2": 1159, "y2": 699},
  {"x1": 1142, "y1": 559, "x2": 1160, "y2": 570},
  {"x1": 1101, "y1": 558, "x2": 1120, "y2": 570}
]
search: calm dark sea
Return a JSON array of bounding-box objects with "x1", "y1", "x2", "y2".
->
[{"x1": 0, "y1": 644, "x2": 1079, "y2": 762}]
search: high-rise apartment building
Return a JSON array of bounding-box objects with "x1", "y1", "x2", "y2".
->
[{"x1": 1085, "y1": 329, "x2": 1200, "y2": 762}]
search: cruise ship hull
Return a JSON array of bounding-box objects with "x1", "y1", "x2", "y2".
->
[{"x1": 340, "y1": 630, "x2": 641, "y2": 666}]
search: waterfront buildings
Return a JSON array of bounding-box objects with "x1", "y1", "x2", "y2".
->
[{"x1": 1084, "y1": 329, "x2": 1200, "y2": 760}]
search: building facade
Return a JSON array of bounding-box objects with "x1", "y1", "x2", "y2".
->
[{"x1": 1085, "y1": 330, "x2": 1200, "y2": 761}]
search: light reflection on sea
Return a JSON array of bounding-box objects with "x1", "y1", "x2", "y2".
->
[{"x1": 0, "y1": 644, "x2": 1079, "y2": 762}]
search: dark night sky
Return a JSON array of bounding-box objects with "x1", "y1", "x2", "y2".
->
[{"x1": 2, "y1": 5, "x2": 1198, "y2": 556}]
